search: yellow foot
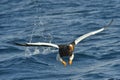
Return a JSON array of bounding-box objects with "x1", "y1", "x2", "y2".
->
[
  {"x1": 61, "y1": 61, "x2": 67, "y2": 67},
  {"x1": 68, "y1": 60, "x2": 72, "y2": 65}
]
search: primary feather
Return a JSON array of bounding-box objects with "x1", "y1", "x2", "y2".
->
[{"x1": 15, "y1": 42, "x2": 59, "y2": 48}]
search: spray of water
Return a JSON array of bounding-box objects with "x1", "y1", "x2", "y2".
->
[
  {"x1": 24, "y1": 0, "x2": 55, "y2": 57},
  {"x1": 24, "y1": 21, "x2": 54, "y2": 57}
]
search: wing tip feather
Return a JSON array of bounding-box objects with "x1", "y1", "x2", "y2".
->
[
  {"x1": 15, "y1": 42, "x2": 27, "y2": 46},
  {"x1": 104, "y1": 19, "x2": 113, "y2": 29}
]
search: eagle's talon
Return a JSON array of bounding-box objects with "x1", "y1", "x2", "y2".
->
[
  {"x1": 68, "y1": 60, "x2": 72, "y2": 65},
  {"x1": 62, "y1": 61, "x2": 67, "y2": 67}
]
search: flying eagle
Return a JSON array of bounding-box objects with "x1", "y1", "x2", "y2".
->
[{"x1": 15, "y1": 19, "x2": 113, "y2": 66}]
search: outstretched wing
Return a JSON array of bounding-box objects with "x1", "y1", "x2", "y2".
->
[
  {"x1": 74, "y1": 19, "x2": 113, "y2": 45},
  {"x1": 15, "y1": 42, "x2": 59, "y2": 48}
]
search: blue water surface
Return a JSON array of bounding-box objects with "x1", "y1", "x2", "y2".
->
[{"x1": 0, "y1": 0, "x2": 120, "y2": 80}]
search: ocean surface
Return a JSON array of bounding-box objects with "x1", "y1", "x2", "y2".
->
[{"x1": 0, "y1": 0, "x2": 120, "y2": 80}]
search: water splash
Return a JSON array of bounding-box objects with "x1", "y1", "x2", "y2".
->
[
  {"x1": 25, "y1": 47, "x2": 32, "y2": 57},
  {"x1": 24, "y1": 0, "x2": 55, "y2": 57},
  {"x1": 24, "y1": 22, "x2": 53, "y2": 57},
  {"x1": 33, "y1": 47, "x2": 40, "y2": 55}
]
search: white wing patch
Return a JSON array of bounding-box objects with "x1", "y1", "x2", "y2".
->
[
  {"x1": 27, "y1": 42, "x2": 59, "y2": 48},
  {"x1": 74, "y1": 28, "x2": 104, "y2": 45}
]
